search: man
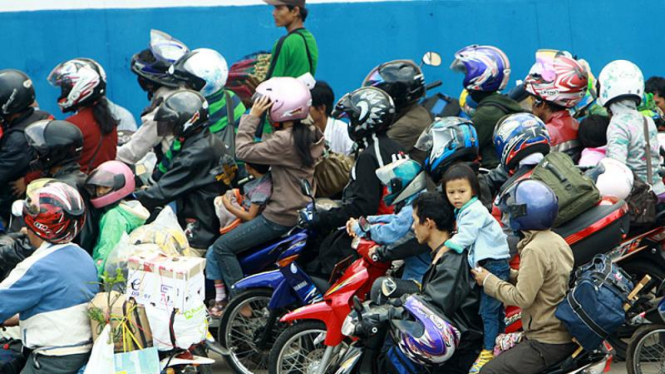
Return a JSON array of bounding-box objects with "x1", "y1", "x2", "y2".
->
[
  {"x1": 451, "y1": 45, "x2": 523, "y2": 169},
  {"x1": 264, "y1": 0, "x2": 318, "y2": 79},
  {"x1": 0, "y1": 182, "x2": 98, "y2": 374},
  {"x1": 0, "y1": 70, "x2": 53, "y2": 222},
  {"x1": 646, "y1": 76, "x2": 665, "y2": 114},
  {"x1": 310, "y1": 81, "x2": 354, "y2": 155},
  {"x1": 472, "y1": 180, "x2": 576, "y2": 374}
]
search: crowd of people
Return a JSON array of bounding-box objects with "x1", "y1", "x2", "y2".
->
[{"x1": 0, "y1": 0, "x2": 664, "y2": 373}]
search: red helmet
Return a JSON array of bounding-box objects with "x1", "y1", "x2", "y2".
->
[
  {"x1": 524, "y1": 50, "x2": 588, "y2": 108},
  {"x1": 23, "y1": 182, "x2": 86, "y2": 244}
]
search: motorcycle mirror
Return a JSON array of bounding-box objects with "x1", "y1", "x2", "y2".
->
[
  {"x1": 300, "y1": 179, "x2": 314, "y2": 198},
  {"x1": 11, "y1": 200, "x2": 23, "y2": 217},
  {"x1": 422, "y1": 51, "x2": 442, "y2": 67},
  {"x1": 353, "y1": 295, "x2": 363, "y2": 314}
]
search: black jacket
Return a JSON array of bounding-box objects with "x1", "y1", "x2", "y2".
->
[
  {"x1": 0, "y1": 233, "x2": 35, "y2": 281},
  {"x1": 49, "y1": 163, "x2": 99, "y2": 253},
  {"x1": 315, "y1": 134, "x2": 404, "y2": 233},
  {"x1": 0, "y1": 109, "x2": 52, "y2": 219},
  {"x1": 421, "y1": 250, "x2": 483, "y2": 350},
  {"x1": 136, "y1": 129, "x2": 227, "y2": 249}
]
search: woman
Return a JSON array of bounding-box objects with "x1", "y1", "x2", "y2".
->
[
  {"x1": 211, "y1": 77, "x2": 324, "y2": 298},
  {"x1": 48, "y1": 58, "x2": 118, "y2": 173}
]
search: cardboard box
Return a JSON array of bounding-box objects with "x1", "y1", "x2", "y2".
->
[
  {"x1": 126, "y1": 254, "x2": 206, "y2": 311},
  {"x1": 88, "y1": 291, "x2": 153, "y2": 353}
]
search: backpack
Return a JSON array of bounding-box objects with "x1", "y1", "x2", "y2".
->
[
  {"x1": 555, "y1": 254, "x2": 633, "y2": 351},
  {"x1": 314, "y1": 147, "x2": 354, "y2": 198},
  {"x1": 530, "y1": 152, "x2": 601, "y2": 227}
]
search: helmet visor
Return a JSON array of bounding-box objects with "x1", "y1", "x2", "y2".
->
[
  {"x1": 528, "y1": 50, "x2": 558, "y2": 82},
  {"x1": 154, "y1": 105, "x2": 179, "y2": 136},
  {"x1": 25, "y1": 120, "x2": 49, "y2": 150},
  {"x1": 362, "y1": 67, "x2": 384, "y2": 88},
  {"x1": 150, "y1": 30, "x2": 189, "y2": 64}
]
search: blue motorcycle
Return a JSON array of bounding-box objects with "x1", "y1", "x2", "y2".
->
[{"x1": 218, "y1": 180, "x2": 333, "y2": 374}]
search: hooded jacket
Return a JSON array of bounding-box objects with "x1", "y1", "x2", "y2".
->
[
  {"x1": 387, "y1": 103, "x2": 433, "y2": 155},
  {"x1": 136, "y1": 129, "x2": 227, "y2": 249},
  {"x1": 472, "y1": 93, "x2": 525, "y2": 169},
  {"x1": 92, "y1": 200, "x2": 149, "y2": 274},
  {"x1": 235, "y1": 115, "x2": 325, "y2": 227}
]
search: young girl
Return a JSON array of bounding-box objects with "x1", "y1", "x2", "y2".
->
[{"x1": 437, "y1": 163, "x2": 510, "y2": 373}]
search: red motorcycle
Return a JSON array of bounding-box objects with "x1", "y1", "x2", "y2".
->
[{"x1": 267, "y1": 237, "x2": 390, "y2": 374}]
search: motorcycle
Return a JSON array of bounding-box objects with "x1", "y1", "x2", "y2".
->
[
  {"x1": 267, "y1": 236, "x2": 390, "y2": 374},
  {"x1": 218, "y1": 180, "x2": 332, "y2": 374},
  {"x1": 334, "y1": 296, "x2": 614, "y2": 374}
]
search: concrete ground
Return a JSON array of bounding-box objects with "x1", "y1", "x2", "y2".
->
[{"x1": 208, "y1": 351, "x2": 630, "y2": 373}]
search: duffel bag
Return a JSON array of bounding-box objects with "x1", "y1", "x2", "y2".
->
[{"x1": 555, "y1": 254, "x2": 633, "y2": 351}]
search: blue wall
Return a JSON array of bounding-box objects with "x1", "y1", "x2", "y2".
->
[{"x1": 1, "y1": 0, "x2": 662, "y2": 120}]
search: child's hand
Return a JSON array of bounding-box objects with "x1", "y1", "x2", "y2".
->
[
  {"x1": 346, "y1": 218, "x2": 358, "y2": 237},
  {"x1": 222, "y1": 194, "x2": 232, "y2": 209},
  {"x1": 250, "y1": 95, "x2": 273, "y2": 118},
  {"x1": 471, "y1": 266, "x2": 491, "y2": 286}
]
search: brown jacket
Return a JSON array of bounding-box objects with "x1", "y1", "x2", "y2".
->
[
  {"x1": 484, "y1": 229, "x2": 574, "y2": 344},
  {"x1": 387, "y1": 104, "x2": 433, "y2": 154},
  {"x1": 235, "y1": 115, "x2": 325, "y2": 226}
]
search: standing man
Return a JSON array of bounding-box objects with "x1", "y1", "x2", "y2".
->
[{"x1": 264, "y1": 0, "x2": 319, "y2": 79}]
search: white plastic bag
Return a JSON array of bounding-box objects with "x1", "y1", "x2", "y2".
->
[
  {"x1": 144, "y1": 301, "x2": 208, "y2": 351},
  {"x1": 129, "y1": 206, "x2": 188, "y2": 256},
  {"x1": 84, "y1": 324, "x2": 114, "y2": 374}
]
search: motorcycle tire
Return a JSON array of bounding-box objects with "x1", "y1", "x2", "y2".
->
[
  {"x1": 610, "y1": 258, "x2": 665, "y2": 361},
  {"x1": 219, "y1": 288, "x2": 280, "y2": 374},
  {"x1": 268, "y1": 320, "x2": 329, "y2": 374},
  {"x1": 626, "y1": 324, "x2": 665, "y2": 374}
]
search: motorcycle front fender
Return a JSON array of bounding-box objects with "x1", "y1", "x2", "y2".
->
[{"x1": 232, "y1": 269, "x2": 283, "y2": 293}]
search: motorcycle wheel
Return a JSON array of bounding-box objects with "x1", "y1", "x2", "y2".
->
[
  {"x1": 269, "y1": 321, "x2": 344, "y2": 374},
  {"x1": 626, "y1": 324, "x2": 665, "y2": 374},
  {"x1": 219, "y1": 288, "x2": 283, "y2": 374},
  {"x1": 610, "y1": 259, "x2": 665, "y2": 360}
]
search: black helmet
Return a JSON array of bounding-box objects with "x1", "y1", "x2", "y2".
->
[
  {"x1": 25, "y1": 120, "x2": 83, "y2": 171},
  {"x1": 332, "y1": 87, "x2": 396, "y2": 143},
  {"x1": 155, "y1": 90, "x2": 209, "y2": 138},
  {"x1": 130, "y1": 30, "x2": 189, "y2": 89},
  {"x1": 0, "y1": 70, "x2": 35, "y2": 116},
  {"x1": 362, "y1": 60, "x2": 425, "y2": 110}
]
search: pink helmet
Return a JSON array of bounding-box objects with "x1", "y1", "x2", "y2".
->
[
  {"x1": 524, "y1": 50, "x2": 589, "y2": 108},
  {"x1": 86, "y1": 161, "x2": 135, "y2": 208},
  {"x1": 254, "y1": 77, "x2": 311, "y2": 123}
]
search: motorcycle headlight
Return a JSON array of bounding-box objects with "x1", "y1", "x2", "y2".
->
[{"x1": 341, "y1": 315, "x2": 357, "y2": 337}]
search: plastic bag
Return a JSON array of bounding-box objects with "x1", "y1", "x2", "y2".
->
[
  {"x1": 84, "y1": 324, "x2": 114, "y2": 374},
  {"x1": 129, "y1": 206, "x2": 188, "y2": 256},
  {"x1": 104, "y1": 233, "x2": 165, "y2": 289},
  {"x1": 144, "y1": 301, "x2": 208, "y2": 351}
]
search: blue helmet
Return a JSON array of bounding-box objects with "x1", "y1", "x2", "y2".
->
[
  {"x1": 498, "y1": 179, "x2": 558, "y2": 231},
  {"x1": 414, "y1": 117, "x2": 479, "y2": 183},
  {"x1": 375, "y1": 158, "x2": 426, "y2": 206},
  {"x1": 493, "y1": 113, "x2": 550, "y2": 172},
  {"x1": 450, "y1": 45, "x2": 511, "y2": 92}
]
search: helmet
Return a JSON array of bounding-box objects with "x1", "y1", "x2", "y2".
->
[
  {"x1": 170, "y1": 48, "x2": 228, "y2": 97},
  {"x1": 450, "y1": 45, "x2": 511, "y2": 92},
  {"x1": 131, "y1": 29, "x2": 189, "y2": 88},
  {"x1": 332, "y1": 86, "x2": 396, "y2": 142},
  {"x1": 493, "y1": 113, "x2": 550, "y2": 172},
  {"x1": 0, "y1": 70, "x2": 35, "y2": 116},
  {"x1": 597, "y1": 60, "x2": 644, "y2": 107},
  {"x1": 25, "y1": 120, "x2": 83, "y2": 171},
  {"x1": 414, "y1": 117, "x2": 479, "y2": 183},
  {"x1": 254, "y1": 77, "x2": 311, "y2": 123},
  {"x1": 23, "y1": 182, "x2": 86, "y2": 244},
  {"x1": 524, "y1": 50, "x2": 589, "y2": 108},
  {"x1": 86, "y1": 161, "x2": 136, "y2": 209},
  {"x1": 586, "y1": 158, "x2": 634, "y2": 200},
  {"x1": 362, "y1": 60, "x2": 425, "y2": 110},
  {"x1": 376, "y1": 158, "x2": 426, "y2": 206},
  {"x1": 498, "y1": 179, "x2": 558, "y2": 231},
  {"x1": 154, "y1": 90, "x2": 209, "y2": 138},
  {"x1": 394, "y1": 295, "x2": 461, "y2": 366},
  {"x1": 48, "y1": 58, "x2": 107, "y2": 112}
]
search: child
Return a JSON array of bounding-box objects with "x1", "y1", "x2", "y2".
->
[
  {"x1": 85, "y1": 161, "x2": 149, "y2": 275},
  {"x1": 436, "y1": 163, "x2": 510, "y2": 373},
  {"x1": 577, "y1": 114, "x2": 609, "y2": 167},
  {"x1": 208, "y1": 162, "x2": 272, "y2": 316}
]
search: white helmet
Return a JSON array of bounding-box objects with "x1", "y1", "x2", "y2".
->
[
  {"x1": 592, "y1": 158, "x2": 634, "y2": 200},
  {"x1": 170, "y1": 48, "x2": 229, "y2": 97},
  {"x1": 597, "y1": 60, "x2": 644, "y2": 107}
]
